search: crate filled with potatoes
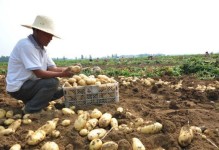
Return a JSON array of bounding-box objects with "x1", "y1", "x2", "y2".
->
[{"x1": 61, "y1": 74, "x2": 119, "y2": 107}]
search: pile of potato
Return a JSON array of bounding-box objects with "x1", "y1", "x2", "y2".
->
[
  {"x1": 59, "y1": 74, "x2": 117, "y2": 88},
  {"x1": 70, "y1": 107, "x2": 163, "y2": 150},
  {"x1": 119, "y1": 76, "x2": 219, "y2": 92}
]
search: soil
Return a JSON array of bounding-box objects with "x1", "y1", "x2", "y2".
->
[{"x1": 0, "y1": 75, "x2": 219, "y2": 150}]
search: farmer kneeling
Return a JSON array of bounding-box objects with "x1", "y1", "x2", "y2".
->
[{"x1": 6, "y1": 15, "x2": 79, "y2": 114}]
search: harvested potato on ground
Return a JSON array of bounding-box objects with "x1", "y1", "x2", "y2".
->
[
  {"x1": 87, "y1": 128, "x2": 107, "y2": 141},
  {"x1": 178, "y1": 125, "x2": 194, "y2": 147},
  {"x1": 118, "y1": 124, "x2": 133, "y2": 133},
  {"x1": 134, "y1": 118, "x2": 144, "y2": 127},
  {"x1": 51, "y1": 130, "x2": 60, "y2": 138},
  {"x1": 101, "y1": 141, "x2": 118, "y2": 150},
  {"x1": 41, "y1": 141, "x2": 59, "y2": 150},
  {"x1": 38, "y1": 118, "x2": 59, "y2": 134},
  {"x1": 190, "y1": 126, "x2": 202, "y2": 134},
  {"x1": 4, "y1": 118, "x2": 15, "y2": 125},
  {"x1": 74, "y1": 114, "x2": 88, "y2": 131},
  {"x1": 9, "y1": 144, "x2": 21, "y2": 150},
  {"x1": 116, "y1": 107, "x2": 124, "y2": 113},
  {"x1": 61, "y1": 119, "x2": 71, "y2": 126},
  {"x1": 137, "y1": 122, "x2": 162, "y2": 134},
  {"x1": 110, "y1": 118, "x2": 118, "y2": 129},
  {"x1": 89, "y1": 139, "x2": 102, "y2": 150},
  {"x1": 86, "y1": 118, "x2": 98, "y2": 131},
  {"x1": 0, "y1": 126, "x2": 5, "y2": 131},
  {"x1": 27, "y1": 118, "x2": 59, "y2": 145},
  {"x1": 22, "y1": 118, "x2": 32, "y2": 124},
  {"x1": 62, "y1": 108, "x2": 75, "y2": 115},
  {"x1": 27, "y1": 130, "x2": 46, "y2": 145},
  {"x1": 98, "y1": 113, "x2": 112, "y2": 128},
  {"x1": 0, "y1": 109, "x2": 6, "y2": 119},
  {"x1": 90, "y1": 108, "x2": 102, "y2": 119},
  {"x1": 6, "y1": 110, "x2": 14, "y2": 118},
  {"x1": 79, "y1": 128, "x2": 89, "y2": 136},
  {"x1": 132, "y1": 137, "x2": 145, "y2": 150},
  {"x1": 0, "y1": 119, "x2": 21, "y2": 135}
]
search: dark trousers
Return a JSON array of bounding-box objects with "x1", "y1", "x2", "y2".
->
[{"x1": 8, "y1": 78, "x2": 63, "y2": 113}]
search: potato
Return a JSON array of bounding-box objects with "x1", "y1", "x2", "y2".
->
[
  {"x1": 85, "y1": 78, "x2": 96, "y2": 85},
  {"x1": 78, "y1": 79, "x2": 86, "y2": 86},
  {"x1": 86, "y1": 118, "x2": 98, "y2": 131},
  {"x1": 95, "y1": 81, "x2": 101, "y2": 85},
  {"x1": 73, "y1": 75, "x2": 81, "y2": 82},
  {"x1": 61, "y1": 119, "x2": 71, "y2": 126},
  {"x1": 51, "y1": 130, "x2": 60, "y2": 138},
  {"x1": 132, "y1": 138, "x2": 145, "y2": 150},
  {"x1": 87, "y1": 128, "x2": 107, "y2": 141},
  {"x1": 190, "y1": 126, "x2": 202, "y2": 134},
  {"x1": 101, "y1": 141, "x2": 118, "y2": 150},
  {"x1": 7, "y1": 119, "x2": 21, "y2": 132},
  {"x1": 110, "y1": 118, "x2": 118, "y2": 129},
  {"x1": 89, "y1": 139, "x2": 102, "y2": 150},
  {"x1": 0, "y1": 128, "x2": 13, "y2": 135},
  {"x1": 27, "y1": 130, "x2": 46, "y2": 145},
  {"x1": 38, "y1": 118, "x2": 59, "y2": 134},
  {"x1": 0, "y1": 119, "x2": 20, "y2": 135},
  {"x1": 23, "y1": 114, "x2": 30, "y2": 119},
  {"x1": 41, "y1": 141, "x2": 59, "y2": 150},
  {"x1": 25, "y1": 130, "x2": 34, "y2": 140},
  {"x1": 178, "y1": 125, "x2": 194, "y2": 147},
  {"x1": 79, "y1": 74, "x2": 88, "y2": 79},
  {"x1": 13, "y1": 114, "x2": 22, "y2": 119},
  {"x1": 4, "y1": 118, "x2": 15, "y2": 126},
  {"x1": 90, "y1": 109, "x2": 102, "y2": 119},
  {"x1": 22, "y1": 118, "x2": 32, "y2": 124},
  {"x1": 6, "y1": 110, "x2": 14, "y2": 118},
  {"x1": 64, "y1": 82, "x2": 72, "y2": 87},
  {"x1": 137, "y1": 122, "x2": 162, "y2": 134},
  {"x1": 0, "y1": 126, "x2": 5, "y2": 131},
  {"x1": 134, "y1": 118, "x2": 144, "y2": 127},
  {"x1": 118, "y1": 124, "x2": 133, "y2": 133},
  {"x1": 68, "y1": 77, "x2": 76, "y2": 83},
  {"x1": 67, "y1": 65, "x2": 81, "y2": 74},
  {"x1": 27, "y1": 118, "x2": 59, "y2": 145},
  {"x1": 98, "y1": 113, "x2": 112, "y2": 128},
  {"x1": 9, "y1": 144, "x2": 21, "y2": 150},
  {"x1": 116, "y1": 107, "x2": 123, "y2": 113},
  {"x1": 0, "y1": 109, "x2": 6, "y2": 119},
  {"x1": 79, "y1": 128, "x2": 89, "y2": 136},
  {"x1": 62, "y1": 108, "x2": 75, "y2": 115},
  {"x1": 74, "y1": 114, "x2": 88, "y2": 131}
]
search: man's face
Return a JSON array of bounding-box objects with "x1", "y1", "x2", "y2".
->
[{"x1": 37, "y1": 30, "x2": 53, "y2": 47}]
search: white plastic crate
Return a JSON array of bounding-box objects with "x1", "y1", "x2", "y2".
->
[{"x1": 63, "y1": 82, "x2": 119, "y2": 107}]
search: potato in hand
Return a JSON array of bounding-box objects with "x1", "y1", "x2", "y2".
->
[{"x1": 66, "y1": 65, "x2": 82, "y2": 74}]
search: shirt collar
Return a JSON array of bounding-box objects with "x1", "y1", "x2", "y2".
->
[{"x1": 28, "y1": 34, "x2": 45, "y2": 51}]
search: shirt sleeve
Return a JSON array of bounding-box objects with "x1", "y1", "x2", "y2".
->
[{"x1": 47, "y1": 54, "x2": 56, "y2": 68}]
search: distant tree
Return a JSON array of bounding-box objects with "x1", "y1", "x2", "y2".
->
[
  {"x1": 63, "y1": 56, "x2": 66, "y2": 61},
  {"x1": 0, "y1": 56, "x2": 9, "y2": 62},
  {"x1": 89, "y1": 55, "x2": 93, "y2": 61}
]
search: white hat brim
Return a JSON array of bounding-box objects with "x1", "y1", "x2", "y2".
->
[{"x1": 21, "y1": 24, "x2": 61, "y2": 39}]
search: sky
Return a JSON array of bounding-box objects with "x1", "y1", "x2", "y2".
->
[{"x1": 0, "y1": 0, "x2": 219, "y2": 59}]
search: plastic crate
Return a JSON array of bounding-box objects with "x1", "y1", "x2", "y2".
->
[{"x1": 63, "y1": 82, "x2": 119, "y2": 107}]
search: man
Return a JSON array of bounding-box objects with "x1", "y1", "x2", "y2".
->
[{"x1": 6, "y1": 15, "x2": 77, "y2": 114}]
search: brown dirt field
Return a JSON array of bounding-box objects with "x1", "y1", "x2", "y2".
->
[{"x1": 0, "y1": 75, "x2": 219, "y2": 150}]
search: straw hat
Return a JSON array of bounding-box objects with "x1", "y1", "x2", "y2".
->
[{"x1": 21, "y1": 15, "x2": 60, "y2": 38}]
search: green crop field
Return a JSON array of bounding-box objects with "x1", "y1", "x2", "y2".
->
[{"x1": 1, "y1": 54, "x2": 219, "y2": 79}]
